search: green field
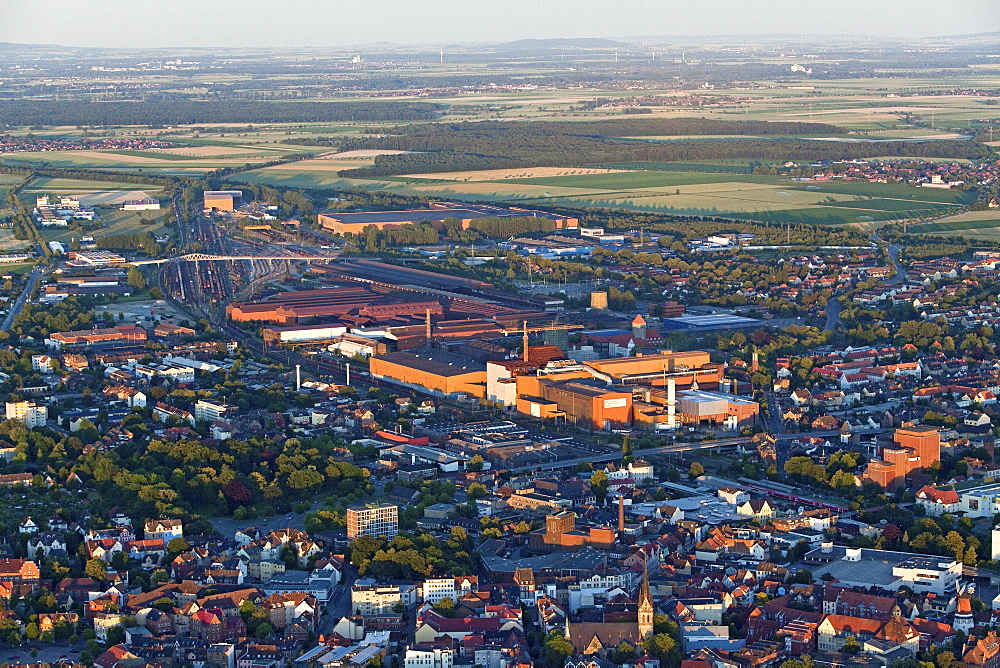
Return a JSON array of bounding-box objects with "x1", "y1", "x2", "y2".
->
[
  {"x1": 817, "y1": 198, "x2": 958, "y2": 212},
  {"x1": 0, "y1": 262, "x2": 40, "y2": 276},
  {"x1": 503, "y1": 171, "x2": 780, "y2": 189},
  {"x1": 231, "y1": 161, "x2": 980, "y2": 225}
]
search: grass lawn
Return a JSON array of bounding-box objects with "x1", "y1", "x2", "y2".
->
[{"x1": 0, "y1": 261, "x2": 40, "y2": 275}]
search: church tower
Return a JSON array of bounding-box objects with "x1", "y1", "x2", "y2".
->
[{"x1": 638, "y1": 565, "x2": 653, "y2": 638}]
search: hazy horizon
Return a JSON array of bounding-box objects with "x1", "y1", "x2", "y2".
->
[{"x1": 1, "y1": 0, "x2": 997, "y2": 50}]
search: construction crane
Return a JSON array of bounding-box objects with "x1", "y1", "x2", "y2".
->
[{"x1": 500, "y1": 319, "x2": 583, "y2": 360}]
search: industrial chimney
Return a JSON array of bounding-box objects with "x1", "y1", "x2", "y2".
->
[
  {"x1": 618, "y1": 495, "x2": 625, "y2": 534},
  {"x1": 667, "y1": 377, "x2": 677, "y2": 430}
]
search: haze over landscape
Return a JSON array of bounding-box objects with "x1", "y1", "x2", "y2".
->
[
  {"x1": 2, "y1": 0, "x2": 997, "y2": 48},
  {"x1": 2, "y1": 3, "x2": 1000, "y2": 668}
]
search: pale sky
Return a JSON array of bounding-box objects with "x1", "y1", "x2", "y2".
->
[{"x1": 0, "y1": 0, "x2": 995, "y2": 49}]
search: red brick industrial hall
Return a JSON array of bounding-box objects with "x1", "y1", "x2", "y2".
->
[{"x1": 226, "y1": 259, "x2": 556, "y2": 351}]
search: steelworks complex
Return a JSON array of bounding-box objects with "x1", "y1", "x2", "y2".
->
[{"x1": 229, "y1": 258, "x2": 759, "y2": 432}]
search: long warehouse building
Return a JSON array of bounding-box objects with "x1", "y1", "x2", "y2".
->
[{"x1": 318, "y1": 202, "x2": 579, "y2": 235}]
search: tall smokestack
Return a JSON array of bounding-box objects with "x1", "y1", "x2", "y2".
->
[
  {"x1": 523, "y1": 320, "x2": 529, "y2": 362},
  {"x1": 733, "y1": 378, "x2": 739, "y2": 395},
  {"x1": 295, "y1": 364, "x2": 301, "y2": 391},
  {"x1": 752, "y1": 351, "x2": 760, "y2": 373},
  {"x1": 667, "y1": 377, "x2": 677, "y2": 430},
  {"x1": 618, "y1": 495, "x2": 625, "y2": 534},
  {"x1": 425, "y1": 308, "x2": 432, "y2": 344}
]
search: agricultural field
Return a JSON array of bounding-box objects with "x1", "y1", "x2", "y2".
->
[
  {"x1": 23, "y1": 177, "x2": 165, "y2": 194},
  {"x1": 908, "y1": 210, "x2": 1000, "y2": 236},
  {"x1": 0, "y1": 229, "x2": 34, "y2": 254},
  {"x1": 234, "y1": 159, "x2": 976, "y2": 225}
]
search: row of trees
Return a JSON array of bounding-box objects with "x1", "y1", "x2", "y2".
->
[{"x1": 0, "y1": 100, "x2": 442, "y2": 127}]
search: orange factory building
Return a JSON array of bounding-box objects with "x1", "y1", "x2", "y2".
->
[
  {"x1": 203, "y1": 190, "x2": 242, "y2": 212},
  {"x1": 863, "y1": 426, "x2": 941, "y2": 490},
  {"x1": 317, "y1": 202, "x2": 579, "y2": 235},
  {"x1": 369, "y1": 349, "x2": 487, "y2": 399},
  {"x1": 583, "y1": 351, "x2": 725, "y2": 389},
  {"x1": 517, "y1": 378, "x2": 632, "y2": 430},
  {"x1": 47, "y1": 325, "x2": 148, "y2": 348},
  {"x1": 528, "y1": 511, "x2": 616, "y2": 552}
]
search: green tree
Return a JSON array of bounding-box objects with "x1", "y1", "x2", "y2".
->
[
  {"x1": 590, "y1": 469, "x2": 609, "y2": 505},
  {"x1": 542, "y1": 631, "x2": 574, "y2": 668},
  {"x1": 127, "y1": 267, "x2": 147, "y2": 291},
  {"x1": 167, "y1": 537, "x2": 191, "y2": 554},
  {"x1": 85, "y1": 558, "x2": 107, "y2": 581},
  {"x1": 642, "y1": 633, "x2": 677, "y2": 663},
  {"x1": 433, "y1": 597, "x2": 455, "y2": 617}
]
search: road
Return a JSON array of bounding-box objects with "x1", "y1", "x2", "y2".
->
[
  {"x1": 823, "y1": 298, "x2": 841, "y2": 332},
  {"x1": 2, "y1": 267, "x2": 41, "y2": 331},
  {"x1": 764, "y1": 391, "x2": 791, "y2": 478},
  {"x1": 871, "y1": 232, "x2": 905, "y2": 285}
]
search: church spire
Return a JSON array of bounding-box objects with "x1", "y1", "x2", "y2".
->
[{"x1": 638, "y1": 563, "x2": 653, "y2": 638}]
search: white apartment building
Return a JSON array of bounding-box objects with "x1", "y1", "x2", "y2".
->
[
  {"x1": 421, "y1": 576, "x2": 476, "y2": 605},
  {"x1": 405, "y1": 647, "x2": 453, "y2": 668},
  {"x1": 6, "y1": 401, "x2": 48, "y2": 428},
  {"x1": 351, "y1": 579, "x2": 420, "y2": 615},
  {"x1": 195, "y1": 400, "x2": 237, "y2": 422},
  {"x1": 31, "y1": 355, "x2": 54, "y2": 373}
]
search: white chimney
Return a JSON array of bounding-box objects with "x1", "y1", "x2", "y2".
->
[
  {"x1": 667, "y1": 377, "x2": 677, "y2": 430},
  {"x1": 295, "y1": 364, "x2": 301, "y2": 391}
]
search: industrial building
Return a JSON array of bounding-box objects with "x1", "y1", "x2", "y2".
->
[
  {"x1": 519, "y1": 378, "x2": 633, "y2": 430},
  {"x1": 203, "y1": 190, "x2": 243, "y2": 212},
  {"x1": 369, "y1": 349, "x2": 487, "y2": 399},
  {"x1": 227, "y1": 286, "x2": 444, "y2": 325},
  {"x1": 317, "y1": 201, "x2": 578, "y2": 235},
  {"x1": 121, "y1": 199, "x2": 161, "y2": 211},
  {"x1": 45, "y1": 325, "x2": 148, "y2": 349},
  {"x1": 583, "y1": 351, "x2": 725, "y2": 388},
  {"x1": 346, "y1": 503, "x2": 399, "y2": 540},
  {"x1": 672, "y1": 389, "x2": 759, "y2": 429}
]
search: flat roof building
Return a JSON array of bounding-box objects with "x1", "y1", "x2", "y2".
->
[
  {"x1": 583, "y1": 351, "x2": 724, "y2": 388},
  {"x1": 203, "y1": 190, "x2": 243, "y2": 212},
  {"x1": 346, "y1": 503, "x2": 399, "y2": 540},
  {"x1": 318, "y1": 202, "x2": 578, "y2": 235},
  {"x1": 370, "y1": 349, "x2": 487, "y2": 399},
  {"x1": 46, "y1": 325, "x2": 147, "y2": 349}
]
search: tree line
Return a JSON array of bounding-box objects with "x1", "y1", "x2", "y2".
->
[
  {"x1": 339, "y1": 120, "x2": 992, "y2": 177},
  {"x1": 0, "y1": 100, "x2": 443, "y2": 127}
]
